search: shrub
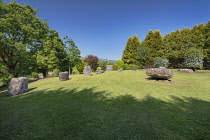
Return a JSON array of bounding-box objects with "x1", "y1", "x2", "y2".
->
[
  {"x1": 123, "y1": 64, "x2": 131, "y2": 70},
  {"x1": 112, "y1": 64, "x2": 118, "y2": 71},
  {"x1": 84, "y1": 55, "x2": 99, "y2": 72},
  {"x1": 116, "y1": 60, "x2": 124, "y2": 69},
  {"x1": 52, "y1": 69, "x2": 60, "y2": 77},
  {"x1": 98, "y1": 60, "x2": 107, "y2": 71},
  {"x1": 77, "y1": 62, "x2": 85, "y2": 74},
  {"x1": 97, "y1": 67, "x2": 101, "y2": 70},
  {"x1": 184, "y1": 48, "x2": 203, "y2": 70},
  {"x1": 153, "y1": 57, "x2": 169, "y2": 68},
  {"x1": 31, "y1": 72, "x2": 39, "y2": 78}
]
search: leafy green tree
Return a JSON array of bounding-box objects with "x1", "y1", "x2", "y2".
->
[
  {"x1": 63, "y1": 36, "x2": 81, "y2": 74},
  {"x1": 84, "y1": 55, "x2": 99, "y2": 72},
  {"x1": 76, "y1": 61, "x2": 85, "y2": 74},
  {"x1": 36, "y1": 35, "x2": 60, "y2": 78},
  {"x1": 0, "y1": 1, "x2": 48, "y2": 78},
  {"x1": 122, "y1": 35, "x2": 140, "y2": 65}
]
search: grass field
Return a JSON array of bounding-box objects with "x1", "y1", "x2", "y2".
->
[{"x1": 1, "y1": 70, "x2": 210, "y2": 140}]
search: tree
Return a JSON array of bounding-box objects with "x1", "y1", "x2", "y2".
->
[
  {"x1": 63, "y1": 36, "x2": 81, "y2": 74},
  {"x1": 84, "y1": 55, "x2": 99, "y2": 72},
  {"x1": 142, "y1": 30, "x2": 164, "y2": 60},
  {"x1": 137, "y1": 43, "x2": 151, "y2": 68},
  {"x1": 122, "y1": 35, "x2": 140, "y2": 65},
  {"x1": 0, "y1": 1, "x2": 48, "y2": 78},
  {"x1": 36, "y1": 35, "x2": 60, "y2": 78}
]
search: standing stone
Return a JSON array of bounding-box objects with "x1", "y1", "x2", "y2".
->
[
  {"x1": 180, "y1": 69, "x2": 193, "y2": 73},
  {"x1": 118, "y1": 69, "x2": 124, "y2": 72},
  {"x1": 8, "y1": 77, "x2": 28, "y2": 96},
  {"x1": 131, "y1": 65, "x2": 136, "y2": 71},
  {"x1": 59, "y1": 72, "x2": 69, "y2": 81},
  {"x1": 146, "y1": 67, "x2": 173, "y2": 79},
  {"x1": 84, "y1": 66, "x2": 91, "y2": 76}
]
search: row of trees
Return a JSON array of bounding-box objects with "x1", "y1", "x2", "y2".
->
[
  {"x1": 0, "y1": 1, "x2": 81, "y2": 84},
  {"x1": 122, "y1": 20, "x2": 210, "y2": 70}
]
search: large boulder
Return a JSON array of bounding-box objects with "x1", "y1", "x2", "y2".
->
[
  {"x1": 96, "y1": 70, "x2": 104, "y2": 74},
  {"x1": 59, "y1": 72, "x2": 69, "y2": 81},
  {"x1": 146, "y1": 67, "x2": 174, "y2": 79},
  {"x1": 180, "y1": 69, "x2": 193, "y2": 73},
  {"x1": 8, "y1": 77, "x2": 28, "y2": 96},
  {"x1": 84, "y1": 66, "x2": 91, "y2": 76}
]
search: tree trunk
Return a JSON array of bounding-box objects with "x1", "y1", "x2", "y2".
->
[{"x1": 42, "y1": 70, "x2": 48, "y2": 78}]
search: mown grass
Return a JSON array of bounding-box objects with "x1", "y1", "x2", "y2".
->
[{"x1": 1, "y1": 70, "x2": 210, "y2": 140}]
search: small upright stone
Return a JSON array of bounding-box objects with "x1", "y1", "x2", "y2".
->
[
  {"x1": 146, "y1": 67, "x2": 173, "y2": 80},
  {"x1": 59, "y1": 72, "x2": 69, "y2": 81},
  {"x1": 131, "y1": 65, "x2": 136, "y2": 71},
  {"x1": 180, "y1": 69, "x2": 193, "y2": 73},
  {"x1": 84, "y1": 66, "x2": 91, "y2": 76},
  {"x1": 118, "y1": 69, "x2": 124, "y2": 72},
  {"x1": 8, "y1": 77, "x2": 28, "y2": 96}
]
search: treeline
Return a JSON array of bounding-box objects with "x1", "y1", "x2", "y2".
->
[
  {"x1": 0, "y1": 1, "x2": 81, "y2": 84},
  {"x1": 122, "y1": 20, "x2": 210, "y2": 70}
]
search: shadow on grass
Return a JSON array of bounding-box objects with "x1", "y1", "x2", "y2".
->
[{"x1": 0, "y1": 87, "x2": 210, "y2": 140}]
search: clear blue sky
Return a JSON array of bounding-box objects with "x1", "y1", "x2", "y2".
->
[{"x1": 4, "y1": 0, "x2": 210, "y2": 60}]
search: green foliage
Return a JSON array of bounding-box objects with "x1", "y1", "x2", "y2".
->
[
  {"x1": 84, "y1": 55, "x2": 99, "y2": 72},
  {"x1": 31, "y1": 72, "x2": 39, "y2": 78},
  {"x1": 76, "y1": 62, "x2": 85, "y2": 74},
  {"x1": 122, "y1": 35, "x2": 140, "y2": 65},
  {"x1": 98, "y1": 60, "x2": 107, "y2": 71},
  {"x1": 112, "y1": 64, "x2": 118, "y2": 71},
  {"x1": 116, "y1": 60, "x2": 124, "y2": 69},
  {"x1": 137, "y1": 43, "x2": 151, "y2": 68},
  {"x1": 0, "y1": 1, "x2": 48, "y2": 77},
  {"x1": 143, "y1": 30, "x2": 164, "y2": 60},
  {"x1": 184, "y1": 48, "x2": 203, "y2": 70},
  {"x1": 63, "y1": 36, "x2": 81, "y2": 74},
  {"x1": 52, "y1": 69, "x2": 60, "y2": 77},
  {"x1": 123, "y1": 64, "x2": 131, "y2": 70},
  {"x1": 153, "y1": 57, "x2": 169, "y2": 68}
]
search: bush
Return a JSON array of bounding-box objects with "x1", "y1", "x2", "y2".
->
[
  {"x1": 112, "y1": 64, "x2": 118, "y2": 71},
  {"x1": 123, "y1": 64, "x2": 131, "y2": 70},
  {"x1": 184, "y1": 48, "x2": 203, "y2": 70},
  {"x1": 98, "y1": 60, "x2": 107, "y2": 71},
  {"x1": 77, "y1": 62, "x2": 85, "y2": 74},
  {"x1": 97, "y1": 67, "x2": 101, "y2": 70},
  {"x1": 153, "y1": 57, "x2": 169, "y2": 68},
  {"x1": 52, "y1": 69, "x2": 60, "y2": 77},
  {"x1": 31, "y1": 72, "x2": 39, "y2": 78},
  {"x1": 116, "y1": 60, "x2": 124, "y2": 69}
]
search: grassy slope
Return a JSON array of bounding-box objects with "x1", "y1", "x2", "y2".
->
[{"x1": 0, "y1": 70, "x2": 210, "y2": 140}]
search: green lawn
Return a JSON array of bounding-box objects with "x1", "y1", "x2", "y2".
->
[{"x1": 1, "y1": 70, "x2": 210, "y2": 140}]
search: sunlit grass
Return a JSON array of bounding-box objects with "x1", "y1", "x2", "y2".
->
[{"x1": 0, "y1": 70, "x2": 210, "y2": 139}]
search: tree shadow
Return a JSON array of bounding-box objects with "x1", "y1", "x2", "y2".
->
[{"x1": 1, "y1": 87, "x2": 210, "y2": 140}]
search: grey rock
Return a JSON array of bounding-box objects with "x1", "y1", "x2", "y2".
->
[
  {"x1": 84, "y1": 66, "x2": 91, "y2": 76},
  {"x1": 59, "y1": 72, "x2": 69, "y2": 81},
  {"x1": 180, "y1": 69, "x2": 193, "y2": 73},
  {"x1": 8, "y1": 77, "x2": 28, "y2": 96},
  {"x1": 131, "y1": 65, "x2": 136, "y2": 71},
  {"x1": 118, "y1": 69, "x2": 124, "y2": 72},
  {"x1": 96, "y1": 70, "x2": 104, "y2": 74},
  {"x1": 146, "y1": 67, "x2": 173, "y2": 79}
]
